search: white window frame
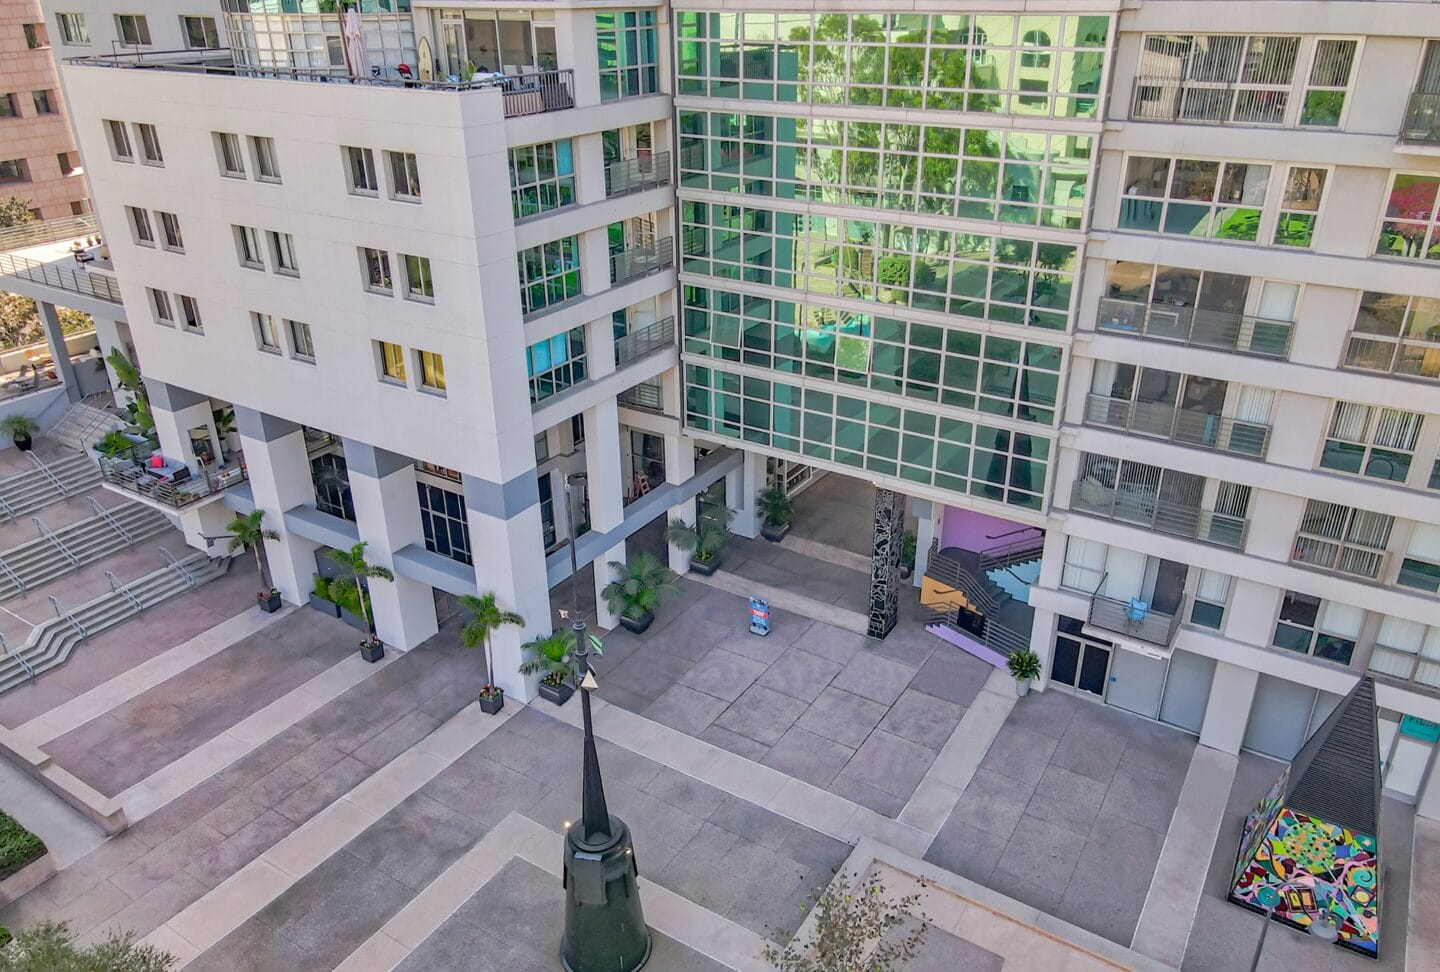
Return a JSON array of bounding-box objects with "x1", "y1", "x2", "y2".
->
[
  {"x1": 1116, "y1": 153, "x2": 1299, "y2": 247},
  {"x1": 402, "y1": 254, "x2": 433, "y2": 302},
  {"x1": 344, "y1": 146, "x2": 377, "y2": 195},
  {"x1": 105, "y1": 119, "x2": 132, "y2": 162},
  {"x1": 286, "y1": 319, "x2": 315, "y2": 361},
  {"x1": 376, "y1": 340, "x2": 407, "y2": 385},
  {"x1": 415, "y1": 349, "x2": 446, "y2": 393},
  {"x1": 55, "y1": 12, "x2": 87, "y2": 45},
  {"x1": 249, "y1": 136, "x2": 280, "y2": 183},
  {"x1": 214, "y1": 132, "x2": 245, "y2": 178},
  {"x1": 1318, "y1": 401, "x2": 1424, "y2": 485},
  {"x1": 180, "y1": 15, "x2": 219, "y2": 49},
  {"x1": 148, "y1": 288, "x2": 173, "y2": 326},
  {"x1": 361, "y1": 247, "x2": 393, "y2": 294},
  {"x1": 114, "y1": 14, "x2": 151, "y2": 47},
  {"x1": 268, "y1": 231, "x2": 299, "y2": 276},
  {"x1": 253, "y1": 312, "x2": 281, "y2": 353},
  {"x1": 128, "y1": 206, "x2": 154, "y2": 247},
  {"x1": 135, "y1": 123, "x2": 163, "y2": 166},
  {"x1": 235, "y1": 225, "x2": 263, "y2": 269},
  {"x1": 1188, "y1": 569, "x2": 1233, "y2": 630},
  {"x1": 386, "y1": 150, "x2": 421, "y2": 200},
  {"x1": 158, "y1": 211, "x2": 183, "y2": 252},
  {"x1": 1374, "y1": 170, "x2": 1440, "y2": 264},
  {"x1": 178, "y1": 295, "x2": 203, "y2": 333}
]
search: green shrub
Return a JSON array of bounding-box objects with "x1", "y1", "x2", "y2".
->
[
  {"x1": 0, "y1": 927, "x2": 11, "y2": 949},
  {"x1": 96, "y1": 430, "x2": 137, "y2": 458},
  {"x1": 0, "y1": 921, "x2": 174, "y2": 970},
  {"x1": 0, "y1": 811, "x2": 44, "y2": 881}
]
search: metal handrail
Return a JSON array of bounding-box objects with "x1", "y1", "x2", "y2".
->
[
  {"x1": 1087, "y1": 590, "x2": 1184, "y2": 648},
  {"x1": 618, "y1": 379, "x2": 664, "y2": 413},
  {"x1": 1070, "y1": 483, "x2": 1249, "y2": 551},
  {"x1": 0, "y1": 632, "x2": 35, "y2": 683},
  {"x1": 1096, "y1": 297, "x2": 1293, "y2": 360},
  {"x1": 105, "y1": 570, "x2": 143, "y2": 612},
  {"x1": 1400, "y1": 91, "x2": 1440, "y2": 145},
  {"x1": 26, "y1": 451, "x2": 69, "y2": 496},
  {"x1": 605, "y1": 151, "x2": 672, "y2": 197},
  {"x1": 1340, "y1": 331, "x2": 1440, "y2": 383},
  {"x1": 1291, "y1": 533, "x2": 1388, "y2": 581},
  {"x1": 48, "y1": 595, "x2": 86, "y2": 639},
  {"x1": 31, "y1": 516, "x2": 79, "y2": 568},
  {"x1": 97, "y1": 445, "x2": 247, "y2": 509},
  {"x1": 0, "y1": 251, "x2": 123, "y2": 303},
  {"x1": 1083, "y1": 394, "x2": 1272, "y2": 458},
  {"x1": 0, "y1": 555, "x2": 25, "y2": 594},
  {"x1": 0, "y1": 213, "x2": 98, "y2": 253},
  {"x1": 159, "y1": 546, "x2": 195, "y2": 586},
  {"x1": 610, "y1": 236, "x2": 674, "y2": 286},
  {"x1": 87, "y1": 495, "x2": 135, "y2": 545},
  {"x1": 615, "y1": 316, "x2": 676, "y2": 367},
  {"x1": 0, "y1": 490, "x2": 15, "y2": 521}
]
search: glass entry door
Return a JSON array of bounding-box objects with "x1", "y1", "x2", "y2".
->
[{"x1": 1051, "y1": 617, "x2": 1111, "y2": 698}]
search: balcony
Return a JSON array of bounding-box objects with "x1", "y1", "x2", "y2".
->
[
  {"x1": 1130, "y1": 78, "x2": 1285, "y2": 128},
  {"x1": 99, "y1": 446, "x2": 247, "y2": 509},
  {"x1": 1097, "y1": 297, "x2": 1293, "y2": 360},
  {"x1": 1071, "y1": 482, "x2": 1248, "y2": 550},
  {"x1": 1291, "y1": 533, "x2": 1388, "y2": 582},
  {"x1": 619, "y1": 378, "x2": 664, "y2": 413},
  {"x1": 614, "y1": 316, "x2": 675, "y2": 367},
  {"x1": 610, "y1": 237, "x2": 673, "y2": 286},
  {"x1": 605, "y1": 152, "x2": 671, "y2": 198},
  {"x1": 0, "y1": 251, "x2": 122, "y2": 304},
  {"x1": 1083, "y1": 394, "x2": 1270, "y2": 458},
  {"x1": 1341, "y1": 332, "x2": 1440, "y2": 383},
  {"x1": 1087, "y1": 590, "x2": 1183, "y2": 651},
  {"x1": 1400, "y1": 91, "x2": 1440, "y2": 147}
]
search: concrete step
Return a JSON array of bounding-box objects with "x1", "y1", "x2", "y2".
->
[
  {"x1": 0, "y1": 452, "x2": 102, "y2": 521},
  {"x1": 0, "y1": 502, "x2": 173, "y2": 600}
]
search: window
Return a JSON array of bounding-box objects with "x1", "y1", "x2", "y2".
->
[
  {"x1": 1369, "y1": 617, "x2": 1440, "y2": 690},
  {"x1": 55, "y1": 13, "x2": 87, "y2": 45},
  {"x1": 361, "y1": 248, "x2": 392, "y2": 293},
  {"x1": 1119, "y1": 156, "x2": 1272, "y2": 242},
  {"x1": 114, "y1": 14, "x2": 151, "y2": 46},
  {"x1": 215, "y1": 132, "x2": 245, "y2": 177},
  {"x1": 509, "y1": 141, "x2": 576, "y2": 219},
  {"x1": 148, "y1": 288, "x2": 173, "y2": 325},
  {"x1": 181, "y1": 15, "x2": 219, "y2": 49},
  {"x1": 57, "y1": 152, "x2": 78, "y2": 175},
  {"x1": 70, "y1": 201, "x2": 85, "y2": 216},
  {"x1": 105, "y1": 119, "x2": 132, "y2": 161},
  {"x1": 386, "y1": 151, "x2": 420, "y2": 200},
  {"x1": 377, "y1": 341, "x2": 406, "y2": 383},
  {"x1": 1398, "y1": 523, "x2": 1440, "y2": 594},
  {"x1": 1272, "y1": 592, "x2": 1362, "y2": 665},
  {"x1": 128, "y1": 207, "x2": 154, "y2": 246},
  {"x1": 416, "y1": 350, "x2": 445, "y2": 392},
  {"x1": 1300, "y1": 39, "x2": 1358, "y2": 127},
  {"x1": 0, "y1": 96, "x2": 17, "y2": 120},
  {"x1": 595, "y1": 10, "x2": 660, "y2": 101},
  {"x1": 0, "y1": 159, "x2": 27, "y2": 184},
  {"x1": 249, "y1": 136, "x2": 280, "y2": 182},
  {"x1": 1344, "y1": 292, "x2": 1440, "y2": 382},
  {"x1": 1292, "y1": 500, "x2": 1393, "y2": 580},
  {"x1": 178, "y1": 295, "x2": 202, "y2": 332},
  {"x1": 1189, "y1": 569, "x2": 1232, "y2": 630},
  {"x1": 1132, "y1": 34, "x2": 1299, "y2": 125},
  {"x1": 417, "y1": 483, "x2": 471, "y2": 565},
  {"x1": 158, "y1": 211, "x2": 183, "y2": 251},
  {"x1": 23, "y1": 23, "x2": 47, "y2": 49},
  {"x1": 31, "y1": 91, "x2": 56, "y2": 115},
  {"x1": 311, "y1": 453, "x2": 352, "y2": 520},
  {"x1": 1319, "y1": 402, "x2": 1423, "y2": 483},
  {"x1": 253, "y1": 312, "x2": 281, "y2": 352},
  {"x1": 527, "y1": 328, "x2": 588, "y2": 402},
  {"x1": 1376, "y1": 173, "x2": 1440, "y2": 262},
  {"x1": 235, "y1": 225, "x2": 263, "y2": 268},
  {"x1": 269, "y1": 231, "x2": 299, "y2": 275},
  {"x1": 535, "y1": 432, "x2": 550, "y2": 464},
  {"x1": 402, "y1": 254, "x2": 432, "y2": 301},
  {"x1": 136, "y1": 123, "x2": 162, "y2": 165},
  {"x1": 517, "y1": 237, "x2": 581, "y2": 314},
  {"x1": 345, "y1": 146, "x2": 377, "y2": 194},
  {"x1": 1061, "y1": 536, "x2": 1106, "y2": 592},
  {"x1": 286, "y1": 320, "x2": 315, "y2": 361}
]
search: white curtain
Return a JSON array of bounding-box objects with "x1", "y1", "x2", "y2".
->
[
  {"x1": 1231, "y1": 385, "x2": 1274, "y2": 424},
  {"x1": 1407, "y1": 523, "x2": 1440, "y2": 561},
  {"x1": 1374, "y1": 408, "x2": 1422, "y2": 450},
  {"x1": 1256, "y1": 280, "x2": 1299, "y2": 321},
  {"x1": 1329, "y1": 401, "x2": 1369, "y2": 441},
  {"x1": 1195, "y1": 568, "x2": 1233, "y2": 604},
  {"x1": 1319, "y1": 601, "x2": 1364, "y2": 639},
  {"x1": 1062, "y1": 537, "x2": 1107, "y2": 591}
]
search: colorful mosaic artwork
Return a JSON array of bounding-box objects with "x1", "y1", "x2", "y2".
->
[{"x1": 1230, "y1": 807, "x2": 1380, "y2": 957}]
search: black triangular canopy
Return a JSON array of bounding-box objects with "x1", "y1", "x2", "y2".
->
[{"x1": 1283, "y1": 675, "x2": 1381, "y2": 836}]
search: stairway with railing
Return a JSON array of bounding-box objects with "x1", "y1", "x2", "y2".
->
[
  {"x1": 44, "y1": 396, "x2": 124, "y2": 451},
  {"x1": 0, "y1": 450, "x2": 102, "y2": 522},
  {"x1": 0, "y1": 500, "x2": 171, "y2": 600},
  {"x1": 922, "y1": 538, "x2": 1033, "y2": 667}
]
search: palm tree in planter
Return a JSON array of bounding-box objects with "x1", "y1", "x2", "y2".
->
[
  {"x1": 326, "y1": 541, "x2": 394, "y2": 662},
  {"x1": 601, "y1": 550, "x2": 679, "y2": 633},
  {"x1": 757, "y1": 483, "x2": 794, "y2": 542},
  {"x1": 664, "y1": 505, "x2": 735, "y2": 576},
  {"x1": 226, "y1": 510, "x2": 282, "y2": 612},
  {"x1": 1, "y1": 414, "x2": 39, "y2": 452},
  {"x1": 459, "y1": 591, "x2": 525, "y2": 714}
]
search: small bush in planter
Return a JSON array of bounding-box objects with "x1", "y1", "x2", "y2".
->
[
  {"x1": 326, "y1": 542, "x2": 393, "y2": 660},
  {"x1": 1007, "y1": 649, "x2": 1042, "y2": 697},
  {"x1": 757, "y1": 483, "x2": 795, "y2": 542},
  {"x1": 0, "y1": 415, "x2": 38, "y2": 452},
  {"x1": 459, "y1": 591, "x2": 525, "y2": 713},
  {"x1": 0, "y1": 920, "x2": 175, "y2": 970},
  {"x1": 519, "y1": 629, "x2": 603, "y2": 706},
  {"x1": 899, "y1": 530, "x2": 917, "y2": 579},
  {"x1": 96, "y1": 429, "x2": 138, "y2": 459},
  {"x1": 225, "y1": 510, "x2": 281, "y2": 612},
  {"x1": 308, "y1": 576, "x2": 341, "y2": 617},
  {"x1": 665, "y1": 505, "x2": 735, "y2": 575},
  {"x1": 601, "y1": 551, "x2": 678, "y2": 634}
]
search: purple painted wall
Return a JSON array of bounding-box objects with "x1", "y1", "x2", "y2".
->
[{"x1": 939, "y1": 506, "x2": 1031, "y2": 553}]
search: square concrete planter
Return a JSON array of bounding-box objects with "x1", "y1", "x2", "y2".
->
[
  {"x1": 257, "y1": 590, "x2": 282, "y2": 613},
  {"x1": 618, "y1": 610, "x2": 654, "y2": 634},
  {"x1": 307, "y1": 592, "x2": 340, "y2": 618},
  {"x1": 538, "y1": 678, "x2": 574, "y2": 706},
  {"x1": 689, "y1": 556, "x2": 721, "y2": 576},
  {"x1": 478, "y1": 689, "x2": 504, "y2": 714},
  {"x1": 359, "y1": 640, "x2": 385, "y2": 663},
  {"x1": 761, "y1": 521, "x2": 791, "y2": 542},
  {"x1": 0, "y1": 853, "x2": 54, "y2": 907}
]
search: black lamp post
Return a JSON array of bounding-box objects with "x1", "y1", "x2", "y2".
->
[{"x1": 559, "y1": 474, "x2": 650, "y2": 972}]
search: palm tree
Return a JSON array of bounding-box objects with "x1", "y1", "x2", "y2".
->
[
  {"x1": 326, "y1": 541, "x2": 393, "y2": 637},
  {"x1": 601, "y1": 550, "x2": 679, "y2": 621},
  {"x1": 226, "y1": 510, "x2": 279, "y2": 592},
  {"x1": 458, "y1": 591, "x2": 525, "y2": 695}
]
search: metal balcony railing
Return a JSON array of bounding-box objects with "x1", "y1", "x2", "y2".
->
[
  {"x1": 1129, "y1": 78, "x2": 1288, "y2": 127},
  {"x1": 1369, "y1": 646, "x2": 1440, "y2": 694},
  {"x1": 1070, "y1": 483, "x2": 1248, "y2": 550},
  {"x1": 605, "y1": 151, "x2": 671, "y2": 197},
  {"x1": 1291, "y1": 534, "x2": 1389, "y2": 581},
  {"x1": 0, "y1": 251, "x2": 122, "y2": 303},
  {"x1": 1087, "y1": 589, "x2": 1183, "y2": 649},
  {"x1": 1096, "y1": 297, "x2": 1293, "y2": 360},
  {"x1": 614, "y1": 316, "x2": 675, "y2": 367},
  {"x1": 1083, "y1": 394, "x2": 1271, "y2": 458},
  {"x1": 619, "y1": 379, "x2": 664, "y2": 413},
  {"x1": 1341, "y1": 332, "x2": 1440, "y2": 383},
  {"x1": 499, "y1": 70, "x2": 576, "y2": 118},
  {"x1": 1400, "y1": 91, "x2": 1440, "y2": 146},
  {"x1": 98, "y1": 443, "x2": 246, "y2": 509},
  {"x1": 0, "y1": 214, "x2": 98, "y2": 253},
  {"x1": 610, "y1": 236, "x2": 674, "y2": 286}
]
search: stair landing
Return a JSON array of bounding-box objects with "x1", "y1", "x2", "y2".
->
[{"x1": 926, "y1": 620, "x2": 1010, "y2": 670}]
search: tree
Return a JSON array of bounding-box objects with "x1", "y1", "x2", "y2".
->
[
  {"x1": 0, "y1": 293, "x2": 92, "y2": 351},
  {"x1": 0, "y1": 197, "x2": 37, "y2": 229},
  {"x1": 225, "y1": 510, "x2": 280, "y2": 592},
  {"x1": 458, "y1": 592, "x2": 525, "y2": 696},
  {"x1": 763, "y1": 871, "x2": 928, "y2": 972},
  {"x1": 0, "y1": 920, "x2": 174, "y2": 971},
  {"x1": 325, "y1": 542, "x2": 393, "y2": 638},
  {"x1": 106, "y1": 346, "x2": 153, "y2": 431}
]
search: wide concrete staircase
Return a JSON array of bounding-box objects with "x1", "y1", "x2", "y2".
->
[
  {"x1": 0, "y1": 451, "x2": 102, "y2": 522},
  {"x1": 0, "y1": 551, "x2": 231, "y2": 694},
  {"x1": 0, "y1": 499, "x2": 172, "y2": 600},
  {"x1": 43, "y1": 397, "x2": 124, "y2": 452}
]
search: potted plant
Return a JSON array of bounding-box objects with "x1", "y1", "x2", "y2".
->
[
  {"x1": 2, "y1": 415, "x2": 38, "y2": 452},
  {"x1": 459, "y1": 591, "x2": 525, "y2": 714},
  {"x1": 225, "y1": 510, "x2": 282, "y2": 612},
  {"x1": 212, "y1": 407, "x2": 239, "y2": 459},
  {"x1": 326, "y1": 541, "x2": 393, "y2": 662},
  {"x1": 308, "y1": 575, "x2": 341, "y2": 618},
  {"x1": 1007, "y1": 649, "x2": 1042, "y2": 697},
  {"x1": 521, "y1": 629, "x2": 578, "y2": 706},
  {"x1": 899, "y1": 529, "x2": 917, "y2": 580},
  {"x1": 757, "y1": 483, "x2": 794, "y2": 542},
  {"x1": 664, "y1": 505, "x2": 735, "y2": 576},
  {"x1": 601, "y1": 550, "x2": 678, "y2": 634}
]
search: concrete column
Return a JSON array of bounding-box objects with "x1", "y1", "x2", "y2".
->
[
  {"x1": 587, "y1": 314, "x2": 617, "y2": 379},
  {"x1": 342, "y1": 439, "x2": 438, "y2": 651},
  {"x1": 91, "y1": 316, "x2": 128, "y2": 402},
  {"x1": 1028, "y1": 608, "x2": 1058, "y2": 692},
  {"x1": 235, "y1": 406, "x2": 319, "y2": 606},
  {"x1": 463, "y1": 472, "x2": 551, "y2": 703},
  {"x1": 727, "y1": 449, "x2": 761, "y2": 539},
  {"x1": 1417, "y1": 754, "x2": 1440, "y2": 822},
  {"x1": 664, "y1": 431, "x2": 695, "y2": 576},
  {"x1": 583, "y1": 399, "x2": 626, "y2": 622},
  {"x1": 36, "y1": 302, "x2": 79, "y2": 403},
  {"x1": 580, "y1": 226, "x2": 612, "y2": 295},
  {"x1": 1199, "y1": 661, "x2": 1259, "y2": 755},
  {"x1": 593, "y1": 539, "x2": 627, "y2": 630},
  {"x1": 912, "y1": 498, "x2": 937, "y2": 588},
  {"x1": 868, "y1": 487, "x2": 906, "y2": 639},
  {"x1": 575, "y1": 132, "x2": 607, "y2": 204},
  {"x1": 148, "y1": 380, "x2": 215, "y2": 474}
]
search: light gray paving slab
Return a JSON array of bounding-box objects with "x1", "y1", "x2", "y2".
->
[
  {"x1": 755, "y1": 647, "x2": 843, "y2": 703},
  {"x1": 712, "y1": 683, "x2": 808, "y2": 747},
  {"x1": 794, "y1": 686, "x2": 888, "y2": 749},
  {"x1": 679, "y1": 647, "x2": 769, "y2": 703},
  {"x1": 830, "y1": 651, "x2": 917, "y2": 706}
]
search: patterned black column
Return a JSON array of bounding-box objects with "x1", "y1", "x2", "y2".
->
[{"x1": 867, "y1": 487, "x2": 905, "y2": 639}]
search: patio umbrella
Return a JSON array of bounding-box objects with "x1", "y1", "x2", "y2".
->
[{"x1": 341, "y1": 8, "x2": 368, "y2": 80}]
